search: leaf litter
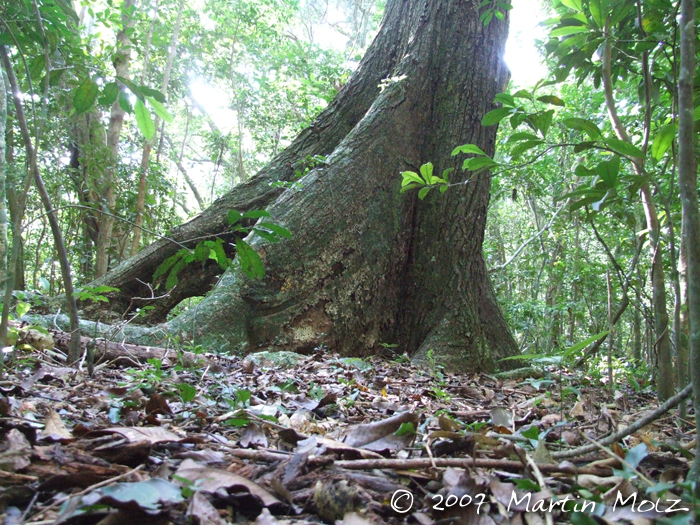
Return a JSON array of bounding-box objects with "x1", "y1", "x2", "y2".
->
[{"x1": 0, "y1": 344, "x2": 696, "y2": 524}]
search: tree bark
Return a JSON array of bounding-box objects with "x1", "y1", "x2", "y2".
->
[
  {"x1": 86, "y1": 0, "x2": 519, "y2": 372},
  {"x1": 676, "y1": 0, "x2": 699, "y2": 489},
  {"x1": 95, "y1": 0, "x2": 136, "y2": 277}
]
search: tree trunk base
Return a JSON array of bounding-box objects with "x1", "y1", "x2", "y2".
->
[{"x1": 77, "y1": 0, "x2": 520, "y2": 373}]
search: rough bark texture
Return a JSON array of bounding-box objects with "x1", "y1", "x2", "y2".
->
[{"x1": 89, "y1": 0, "x2": 519, "y2": 372}]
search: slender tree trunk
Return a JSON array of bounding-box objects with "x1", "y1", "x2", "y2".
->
[
  {"x1": 131, "y1": 0, "x2": 185, "y2": 257},
  {"x1": 676, "y1": 0, "x2": 700, "y2": 489},
  {"x1": 601, "y1": 29, "x2": 674, "y2": 401},
  {"x1": 85, "y1": 0, "x2": 519, "y2": 371},
  {"x1": 1, "y1": 46, "x2": 82, "y2": 363},
  {"x1": 95, "y1": 0, "x2": 136, "y2": 277}
]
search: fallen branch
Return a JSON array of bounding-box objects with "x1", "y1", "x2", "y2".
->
[
  {"x1": 326, "y1": 457, "x2": 612, "y2": 476},
  {"x1": 551, "y1": 382, "x2": 693, "y2": 459},
  {"x1": 50, "y1": 329, "x2": 210, "y2": 368}
]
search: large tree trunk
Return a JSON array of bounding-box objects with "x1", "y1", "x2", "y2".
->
[{"x1": 87, "y1": 0, "x2": 519, "y2": 372}]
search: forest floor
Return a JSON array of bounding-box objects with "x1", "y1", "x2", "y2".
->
[{"x1": 0, "y1": 328, "x2": 697, "y2": 524}]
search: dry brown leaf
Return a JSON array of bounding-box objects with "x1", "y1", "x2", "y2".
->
[
  {"x1": 0, "y1": 428, "x2": 32, "y2": 472},
  {"x1": 239, "y1": 422, "x2": 268, "y2": 448},
  {"x1": 174, "y1": 459, "x2": 281, "y2": 509},
  {"x1": 490, "y1": 407, "x2": 514, "y2": 432},
  {"x1": 340, "y1": 411, "x2": 419, "y2": 452},
  {"x1": 187, "y1": 491, "x2": 228, "y2": 525},
  {"x1": 570, "y1": 399, "x2": 586, "y2": 418},
  {"x1": 41, "y1": 409, "x2": 73, "y2": 441},
  {"x1": 103, "y1": 426, "x2": 182, "y2": 444}
]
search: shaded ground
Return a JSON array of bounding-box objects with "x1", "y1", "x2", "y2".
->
[{"x1": 0, "y1": 329, "x2": 697, "y2": 524}]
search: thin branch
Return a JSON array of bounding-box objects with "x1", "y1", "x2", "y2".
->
[{"x1": 490, "y1": 205, "x2": 566, "y2": 273}]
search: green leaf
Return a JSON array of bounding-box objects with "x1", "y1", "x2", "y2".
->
[
  {"x1": 259, "y1": 223, "x2": 292, "y2": 239},
  {"x1": 595, "y1": 156, "x2": 620, "y2": 187},
  {"x1": 235, "y1": 389, "x2": 251, "y2": 406},
  {"x1": 512, "y1": 89, "x2": 533, "y2": 100},
  {"x1": 573, "y1": 141, "x2": 597, "y2": 153},
  {"x1": 116, "y1": 75, "x2": 145, "y2": 101},
  {"x1": 482, "y1": 107, "x2": 512, "y2": 126},
  {"x1": 165, "y1": 257, "x2": 187, "y2": 289},
  {"x1": 177, "y1": 383, "x2": 196, "y2": 403},
  {"x1": 16, "y1": 302, "x2": 31, "y2": 318},
  {"x1": 521, "y1": 426, "x2": 540, "y2": 440},
  {"x1": 193, "y1": 242, "x2": 211, "y2": 262},
  {"x1": 507, "y1": 132, "x2": 540, "y2": 143},
  {"x1": 651, "y1": 123, "x2": 677, "y2": 160},
  {"x1": 494, "y1": 93, "x2": 515, "y2": 107},
  {"x1": 624, "y1": 443, "x2": 648, "y2": 469},
  {"x1": 401, "y1": 171, "x2": 425, "y2": 186},
  {"x1": 562, "y1": 117, "x2": 602, "y2": 139},
  {"x1": 694, "y1": 106, "x2": 700, "y2": 121},
  {"x1": 464, "y1": 157, "x2": 499, "y2": 171},
  {"x1": 604, "y1": 137, "x2": 643, "y2": 159},
  {"x1": 228, "y1": 210, "x2": 242, "y2": 225},
  {"x1": 153, "y1": 251, "x2": 185, "y2": 281},
  {"x1": 589, "y1": 0, "x2": 606, "y2": 28},
  {"x1": 400, "y1": 183, "x2": 422, "y2": 193},
  {"x1": 451, "y1": 144, "x2": 487, "y2": 156},
  {"x1": 550, "y1": 26, "x2": 589, "y2": 37},
  {"x1": 254, "y1": 229, "x2": 281, "y2": 243},
  {"x1": 559, "y1": 0, "x2": 582, "y2": 10},
  {"x1": 28, "y1": 55, "x2": 44, "y2": 81},
  {"x1": 511, "y1": 140, "x2": 544, "y2": 159},
  {"x1": 242, "y1": 210, "x2": 271, "y2": 219},
  {"x1": 536, "y1": 95, "x2": 566, "y2": 106},
  {"x1": 99, "y1": 82, "x2": 119, "y2": 106},
  {"x1": 210, "y1": 240, "x2": 229, "y2": 270},
  {"x1": 420, "y1": 163, "x2": 434, "y2": 185},
  {"x1": 236, "y1": 239, "x2": 264, "y2": 280},
  {"x1": 73, "y1": 78, "x2": 99, "y2": 114},
  {"x1": 134, "y1": 99, "x2": 155, "y2": 140},
  {"x1": 140, "y1": 86, "x2": 166, "y2": 103},
  {"x1": 394, "y1": 422, "x2": 416, "y2": 436},
  {"x1": 418, "y1": 187, "x2": 431, "y2": 200},
  {"x1": 146, "y1": 97, "x2": 173, "y2": 123},
  {"x1": 560, "y1": 330, "x2": 610, "y2": 358},
  {"x1": 574, "y1": 164, "x2": 596, "y2": 176},
  {"x1": 118, "y1": 90, "x2": 132, "y2": 113}
]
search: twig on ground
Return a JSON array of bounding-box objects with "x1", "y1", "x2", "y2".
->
[
  {"x1": 326, "y1": 457, "x2": 612, "y2": 476},
  {"x1": 28, "y1": 463, "x2": 144, "y2": 522},
  {"x1": 551, "y1": 383, "x2": 692, "y2": 459}
]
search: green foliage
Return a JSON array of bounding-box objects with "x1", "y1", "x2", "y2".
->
[
  {"x1": 177, "y1": 383, "x2": 197, "y2": 403},
  {"x1": 74, "y1": 286, "x2": 120, "y2": 303},
  {"x1": 153, "y1": 208, "x2": 292, "y2": 288},
  {"x1": 478, "y1": 0, "x2": 512, "y2": 26},
  {"x1": 394, "y1": 422, "x2": 417, "y2": 436}
]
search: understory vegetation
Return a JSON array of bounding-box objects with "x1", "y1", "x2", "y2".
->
[{"x1": 1, "y1": 0, "x2": 700, "y2": 521}]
